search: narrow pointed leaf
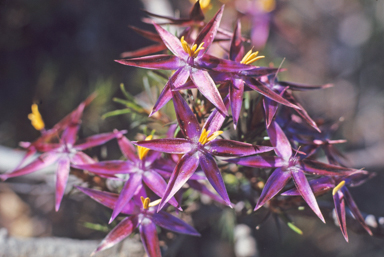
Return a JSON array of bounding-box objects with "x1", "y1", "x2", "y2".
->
[
  {"x1": 139, "y1": 218, "x2": 161, "y2": 257},
  {"x1": 199, "y1": 153, "x2": 231, "y2": 207},
  {"x1": 55, "y1": 158, "x2": 70, "y2": 211},
  {"x1": 291, "y1": 170, "x2": 325, "y2": 223},
  {"x1": 152, "y1": 211, "x2": 200, "y2": 236},
  {"x1": 158, "y1": 151, "x2": 199, "y2": 211},
  {"x1": 278, "y1": 81, "x2": 333, "y2": 91},
  {"x1": 93, "y1": 216, "x2": 139, "y2": 255},
  {"x1": 255, "y1": 168, "x2": 291, "y2": 211},
  {"x1": 110, "y1": 173, "x2": 142, "y2": 223},
  {"x1": 116, "y1": 55, "x2": 181, "y2": 70}
]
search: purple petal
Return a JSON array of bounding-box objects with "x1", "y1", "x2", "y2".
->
[
  {"x1": 152, "y1": 211, "x2": 200, "y2": 236},
  {"x1": 333, "y1": 191, "x2": 348, "y2": 241},
  {"x1": 342, "y1": 187, "x2": 373, "y2": 236},
  {"x1": 206, "y1": 140, "x2": 273, "y2": 157},
  {"x1": 93, "y1": 216, "x2": 139, "y2": 255},
  {"x1": 135, "y1": 138, "x2": 192, "y2": 154},
  {"x1": 11, "y1": 148, "x2": 37, "y2": 171},
  {"x1": 189, "y1": 0, "x2": 205, "y2": 21},
  {"x1": 301, "y1": 159, "x2": 355, "y2": 176},
  {"x1": 240, "y1": 67, "x2": 278, "y2": 77},
  {"x1": 143, "y1": 171, "x2": 181, "y2": 210},
  {"x1": 70, "y1": 152, "x2": 95, "y2": 165},
  {"x1": 190, "y1": 69, "x2": 227, "y2": 115},
  {"x1": 291, "y1": 170, "x2": 325, "y2": 223},
  {"x1": 268, "y1": 121, "x2": 292, "y2": 160},
  {"x1": 128, "y1": 25, "x2": 162, "y2": 43},
  {"x1": 116, "y1": 132, "x2": 139, "y2": 162},
  {"x1": 1, "y1": 152, "x2": 59, "y2": 180},
  {"x1": 75, "y1": 186, "x2": 137, "y2": 215},
  {"x1": 55, "y1": 158, "x2": 70, "y2": 211},
  {"x1": 282, "y1": 176, "x2": 334, "y2": 196},
  {"x1": 115, "y1": 55, "x2": 181, "y2": 70},
  {"x1": 229, "y1": 20, "x2": 244, "y2": 62},
  {"x1": 110, "y1": 173, "x2": 142, "y2": 223},
  {"x1": 72, "y1": 161, "x2": 134, "y2": 175},
  {"x1": 278, "y1": 81, "x2": 333, "y2": 91},
  {"x1": 230, "y1": 79, "x2": 244, "y2": 129},
  {"x1": 74, "y1": 131, "x2": 122, "y2": 150},
  {"x1": 263, "y1": 97, "x2": 279, "y2": 128},
  {"x1": 225, "y1": 155, "x2": 285, "y2": 168},
  {"x1": 199, "y1": 153, "x2": 231, "y2": 207},
  {"x1": 153, "y1": 23, "x2": 188, "y2": 59},
  {"x1": 158, "y1": 151, "x2": 199, "y2": 211},
  {"x1": 121, "y1": 44, "x2": 166, "y2": 58},
  {"x1": 60, "y1": 104, "x2": 85, "y2": 145},
  {"x1": 203, "y1": 96, "x2": 230, "y2": 132},
  {"x1": 139, "y1": 218, "x2": 161, "y2": 257},
  {"x1": 198, "y1": 55, "x2": 252, "y2": 72},
  {"x1": 151, "y1": 67, "x2": 190, "y2": 116},
  {"x1": 188, "y1": 180, "x2": 228, "y2": 205},
  {"x1": 172, "y1": 90, "x2": 201, "y2": 140},
  {"x1": 254, "y1": 168, "x2": 291, "y2": 211}
]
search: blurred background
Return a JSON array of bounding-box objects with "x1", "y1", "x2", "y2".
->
[{"x1": 1, "y1": 0, "x2": 384, "y2": 256}]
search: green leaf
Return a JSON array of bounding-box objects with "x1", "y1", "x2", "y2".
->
[
  {"x1": 120, "y1": 83, "x2": 135, "y2": 101},
  {"x1": 83, "y1": 222, "x2": 109, "y2": 232},
  {"x1": 287, "y1": 222, "x2": 303, "y2": 235},
  {"x1": 102, "y1": 109, "x2": 132, "y2": 119}
]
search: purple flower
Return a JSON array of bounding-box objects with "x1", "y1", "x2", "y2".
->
[
  {"x1": 135, "y1": 91, "x2": 273, "y2": 211},
  {"x1": 116, "y1": 6, "x2": 253, "y2": 116},
  {"x1": 1, "y1": 109, "x2": 123, "y2": 211},
  {"x1": 76, "y1": 186, "x2": 200, "y2": 257},
  {"x1": 282, "y1": 171, "x2": 374, "y2": 241},
  {"x1": 227, "y1": 120, "x2": 356, "y2": 223},
  {"x1": 73, "y1": 131, "x2": 181, "y2": 223}
]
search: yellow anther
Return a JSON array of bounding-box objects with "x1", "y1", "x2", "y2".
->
[
  {"x1": 138, "y1": 135, "x2": 153, "y2": 160},
  {"x1": 332, "y1": 180, "x2": 345, "y2": 196},
  {"x1": 28, "y1": 104, "x2": 45, "y2": 131},
  {"x1": 240, "y1": 48, "x2": 265, "y2": 65},
  {"x1": 180, "y1": 36, "x2": 204, "y2": 58},
  {"x1": 259, "y1": 0, "x2": 276, "y2": 13},
  {"x1": 141, "y1": 196, "x2": 162, "y2": 210},
  {"x1": 198, "y1": 128, "x2": 223, "y2": 145}
]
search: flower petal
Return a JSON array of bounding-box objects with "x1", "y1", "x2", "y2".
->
[
  {"x1": 158, "y1": 151, "x2": 199, "y2": 211},
  {"x1": 291, "y1": 170, "x2": 325, "y2": 223},
  {"x1": 230, "y1": 79, "x2": 244, "y2": 129},
  {"x1": 333, "y1": 191, "x2": 348, "y2": 242},
  {"x1": 190, "y1": 69, "x2": 227, "y2": 115},
  {"x1": 92, "y1": 216, "x2": 139, "y2": 255},
  {"x1": 254, "y1": 167, "x2": 291, "y2": 211},
  {"x1": 135, "y1": 138, "x2": 192, "y2": 154},
  {"x1": 206, "y1": 140, "x2": 273, "y2": 157},
  {"x1": 268, "y1": 121, "x2": 292, "y2": 160},
  {"x1": 0, "y1": 152, "x2": 59, "y2": 180},
  {"x1": 282, "y1": 176, "x2": 334, "y2": 196},
  {"x1": 116, "y1": 55, "x2": 182, "y2": 70},
  {"x1": 226, "y1": 155, "x2": 285, "y2": 168},
  {"x1": 72, "y1": 160, "x2": 135, "y2": 175},
  {"x1": 172, "y1": 90, "x2": 201, "y2": 140},
  {"x1": 188, "y1": 180, "x2": 228, "y2": 205},
  {"x1": 116, "y1": 132, "x2": 139, "y2": 162},
  {"x1": 263, "y1": 97, "x2": 279, "y2": 128},
  {"x1": 70, "y1": 152, "x2": 95, "y2": 165},
  {"x1": 199, "y1": 55, "x2": 252, "y2": 72},
  {"x1": 143, "y1": 171, "x2": 181, "y2": 210},
  {"x1": 199, "y1": 153, "x2": 231, "y2": 207},
  {"x1": 229, "y1": 20, "x2": 244, "y2": 62},
  {"x1": 74, "y1": 131, "x2": 123, "y2": 150},
  {"x1": 278, "y1": 81, "x2": 333, "y2": 91},
  {"x1": 152, "y1": 211, "x2": 200, "y2": 236},
  {"x1": 153, "y1": 23, "x2": 189, "y2": 59},
  {"x1": 203, "y1": 95, "x2": 230, "y2": 132},
  {"x1": 139, "y1": 218, "x2": 161, "y2": 257},
  {"x1": 55, "y1": 158, "x2": 70, "y2": 211},
  {"x1": 301, "y1": 160, "x2": 355, "y2": 176},
  {"x1": 110, "y1": 173, "x2": 142, "y2": 223}
]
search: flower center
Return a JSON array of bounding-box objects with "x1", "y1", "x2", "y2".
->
[
  {"x1": 198, "y1": 128, "x2": 223, "y2": 145},
  {"x1": 332, "y1": 180, "x2": 345, "y2": 195},
  {"x1": 181, "y1": 36, "x2": 205, "y2": 58},
  {"x1": 138, "y1": 135, "x2": 153, "y2": 160},
  {"x1": 140, "y1": 196, "x2": 162, "y2": 210},
  {"x1": 28, "y1": 104, "x2": 45, "y2": 131},
  {"x1": 240, "y1": 48, "x2": 265, "y2": 65}
]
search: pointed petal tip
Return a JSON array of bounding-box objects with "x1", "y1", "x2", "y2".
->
[
  {"x1": 0, "y1": 174, "x2": 8, "y2": 181},
  {"x1": 253, "y1": 204, "x2": 262, "y2": 212}
]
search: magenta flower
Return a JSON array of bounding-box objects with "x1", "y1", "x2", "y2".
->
[
  {"x1": 227, "y1": 120, "x2": 356, "y2": 222},
  {"x1": 135, "y1": 91, "x2": 273, "y2": 211},
  {"x1": 282, "y1": 171, "x2": 373, "y2": 241},
  {"x1": 116, "y1": 6, "x2": 253, "y2": 116},
  {"x1": 76, "y1": 186, "x2": 200, "y2": 257},
  {"x1": 1, "y1": 116, "x2": 123, "y2": 211},
  {"x1": 73, "y1": 131, "x2": 181, "y2": 223}
]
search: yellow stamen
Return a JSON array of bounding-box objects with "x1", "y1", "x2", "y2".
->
[
  {"x1": 141, "y1": 196, "x2": 162, "y2": 210},
  {"x1": 259, "y1": 0, "x2": 276, "y2": 13},
  {"x1": 240, "y1": 48, "x2": 265, "y2": 65},
  {"x1": 332, "y1": 180, "x2": 345, "y2": 196},
  {"x1": 180, "y1": 36, "x2": 205, "y2": 58},
  {"x1": 28, "y1": 104, "x2": 45, "y2": 131},
  {"x1": 198, "y1": 128, "x2": 223, "y2": 145},
  {"x1": 138, "y1": 135, "x2": 153, "y2": 160}
]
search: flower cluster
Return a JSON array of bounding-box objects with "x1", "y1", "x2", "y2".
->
[{"x1": 1, "y1": 1, "x2": 375, "y2": 256}]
